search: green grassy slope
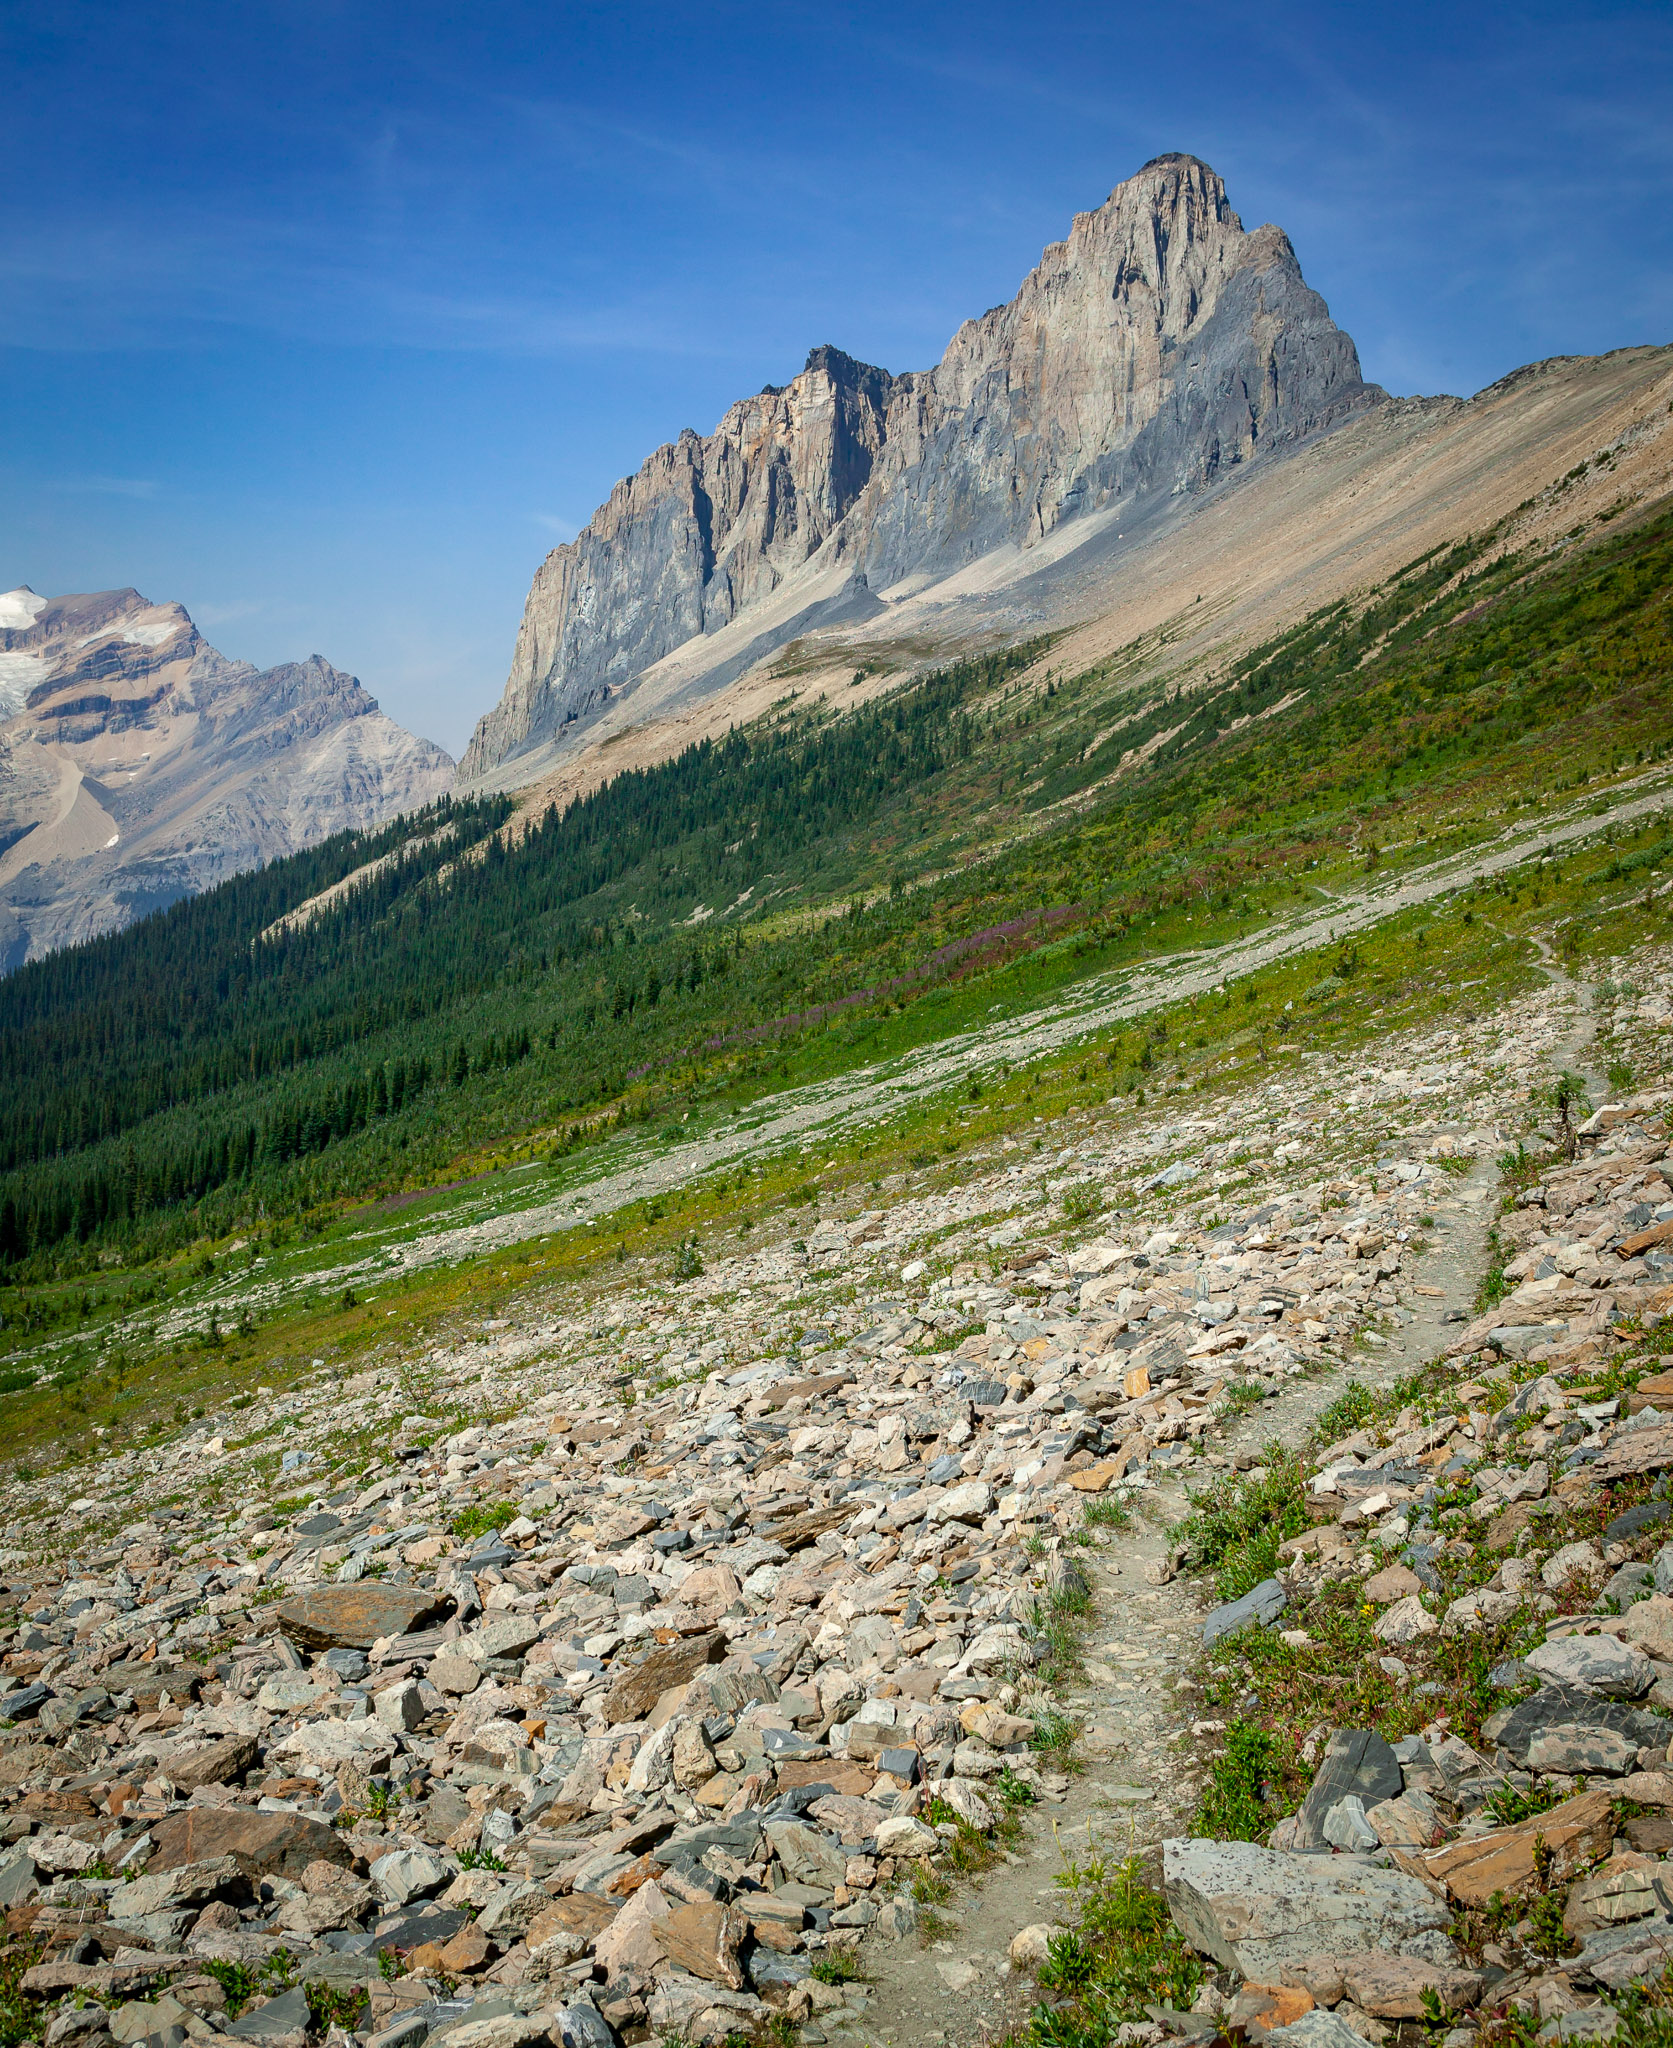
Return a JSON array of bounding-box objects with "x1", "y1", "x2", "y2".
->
[{"x1": 1, "y1": 497, "x2": 1670, "y2": 1299}]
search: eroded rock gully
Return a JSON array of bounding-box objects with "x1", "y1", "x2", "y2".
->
[{"x1": 2, "y1": 944, "x2": 1671, "y2": 2048}]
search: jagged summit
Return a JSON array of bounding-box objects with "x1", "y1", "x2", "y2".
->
[
  {"x1": 461, "y1": 154, "x2": 1381, "y2": 782},
  {"x1": 0, "y1": 586, "x2": 454, "y2": 965}
]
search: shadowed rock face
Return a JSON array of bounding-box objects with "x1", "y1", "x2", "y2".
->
[
  {"x1": 462, "y1": 154, "x2": 1382, "y2": 780},
  {"x1": 0, "y1": 586, "x2": 454, "y2": 966}
]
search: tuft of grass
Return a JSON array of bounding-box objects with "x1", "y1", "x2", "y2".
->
[
  {"x1": 1194, "y1": 1719, "x2": 1286, "y2": 1841},
  {"x1": 1081, "y1": 1495, "x2": 1129, "y2": 1530},
  {"x1": 1311, "y1": 1381, "x2": 1378, "y2": 1445},
  {"x1": 1030, "y1": 1708, "x2": 1084, "y2": 1768},
  {"x1": 1484, "y1": 1777, "x2": 1565, "y2": 1827},
  {"x1": 1173, "y1": 1447, "x2": 1309, "y2": 1599},
  {"x1": 449, "y1": 1500, "x2": 517, "y2": 1540},
  {"x1": 1020, "y1": 1841, "x2": 1205, "y2": 2044}
]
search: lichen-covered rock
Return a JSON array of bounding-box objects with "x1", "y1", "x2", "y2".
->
[{"x1": 1161, "y1": 1837, "x2": 1450, "y2": 1976}]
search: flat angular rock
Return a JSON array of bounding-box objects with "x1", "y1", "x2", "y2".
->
[
  {"x1": 1366, "y1": 1791, "x2": 1445, "y2": 1850},
  {"x1": 1339, "y1": 1954, "x2": 1484, "y2": 2019},
  {"x1": 1202, "y1": 1578, "x2": 1286, "y2": 1647},
  {"x1": 776, "y1": 1758, "x2": 875, "y2": 1796},
  {"x1": 369, "y1": 1848, "x2": 448, "y2": 1904},
  {"x1": 762, "y1": 1502, "x2": 854, "y2": 1550},
  {"x1": 1294, "y1": 1730, "x2": 1402, "y2": 1850},
  {"x1": 148, "y1": 1808, "x2": 355, "y2": 1882},
  {"x1": 430, "y1": 1654, "x2": 481, "y2": 1695},
  {"x1": 477, "y1": 1880, "x2": 551, "y2": 1938},
  {"x1": 465, "y1": 1615, "x2": 543, "y2": 1663},
  {"x1": 1374, "y1": 1593, "x2": 1437, "y2": 1644},
  {"x1": 374, "y1": 1679, "x2": 426, "y2": 1731},
  {"x1": 437, "y1": 2014, "x2": 549, "y2": 2048},
  {"x1": 1405, "y1": 1789, "x2": 1616, "y2": 1907},
  {"x1": 119, "y1": 1853, "x2": 246, "y2": 1917},
  {"x1": 552, "y1": 2009, "x2": 615, "y2": 2048},
  {"x1": 1618, "y1": 1594, "x2": 1673, "y2": 1662},
  {"x1": 1483, "y1": 1685, "x2": 1666, "y2": 1767},
  {"x1": 875, "y1": 1815, "x2": 938, "y2": 1856},
  {"x1": 527, "y1": 1894, "x2": 618, "y2": 1948},
  {"x1": 1563, "y1": 1855, "x2": 1664, "y2": 1935},
  {"x1": 931, "y1": 1481, "x2": 994, "y2": 1524},
  {"x1": 762, "y1": 1818, "x2": 847, "y2": 1888},
  {"x1": 1322, "y1": 1795, "x2": 1379, "y2": 1853},
  {"x1": 1528, "y1": 1725, "x2": 1643, "y2": 1775},
  {"x1": 1162, "y1": 1837, "x2": 1449, "y2": 1976},
  {"x1": 227, "y1": 1987, "x2": 312, "y2": 2042},
  {"x1": 1577, "y1": 1917, "x2": 1673, "y2": 1989},
  {"x1": 272, "y1": 1584, "x2": 444, "y2": 1651},
  {"x1": 602, "y1": 1628, "x2": 726, "y2": 1725},
  {"x1": 1608, "y1": 1502, "x2": 1673, "y2": 1545},
  {"x1": 594, "y1": 1877, "x2": 671, "y2": 1979},
  {"x1": 1588, "y1": 1424, "x2": 1673, "y2": 1482},
  {"x1": 168, "y1": 1734, "x2": 258, "y2": 1791},
  {"x1": 655, "y1": 1899, "x2": 749, "y2": 1988},
  {"x1": 646, "y1": 1975, "x2": 770, "y2": 2045}
]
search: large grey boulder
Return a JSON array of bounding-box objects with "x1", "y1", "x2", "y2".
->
[
  {"x1": 1161, "y1": 1837, "x2": 1450, "y2": 1978},
  {"x1": 1484, "y1": 1686, "x2": 1666, "y2": 1769},
  {"x1": 1292, "y1": 1730, "x2": 1402, "y2": 1850},
  {"x1": 368, "y1": 1848, "x2": 448, "y2": 1905},
  {"x1": 1202, "y1": 1578, "x2": 1287, "y2": 1647},
  {"x1": 1524, "y1": 1634, "x2": 1654, "y2": 1699}
]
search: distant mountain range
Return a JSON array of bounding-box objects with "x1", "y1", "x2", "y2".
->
[
  {"x1": 461, "y1": 153, "x2": 1382, "y2": 781},
  {"x1": 0, "y1": 585, "x2": 453, "y2": 967}
]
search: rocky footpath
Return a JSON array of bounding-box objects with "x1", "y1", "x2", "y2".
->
[{"x1": 1, "y1": 947, "x2": 1670, "y2": 2048}]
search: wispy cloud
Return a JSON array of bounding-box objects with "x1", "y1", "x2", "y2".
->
[{"x1": 532, "y1": 513, "x2": 579, "y2": 540}]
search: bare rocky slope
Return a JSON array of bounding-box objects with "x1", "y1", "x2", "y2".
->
[
  {"x1": 460, "y1": 154, "x2": 1381, "y2": 782},
  {"x1": 0, "y1": 586, "x2": 454, "y2": 966},
  {"x1": 3, "y1": 932, "x2": 1672, "y2": 2048}
]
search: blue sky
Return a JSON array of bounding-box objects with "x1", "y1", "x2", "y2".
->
[{"x1": 3, "y1": 1, "x2": 1669, "y2": 759}]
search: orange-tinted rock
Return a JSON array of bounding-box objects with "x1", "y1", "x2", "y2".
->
[
  {"x1": 170, "y1": 1734, "x2": 258, "y2": 1791},
  {"x1": 527, "y1": 1894, "x2": 617, "y2": 1947},
  {"x1": 272, "y1": 1585, "x2": 445, "y2": 1651},
  {"x1": 602, "y1": 1629, "x2": 726, "y2": 1725},
  {"x1": 775, "y1": 1759, "x2": 877, "y2": 1796},
  {"x1": 655, "y1": 1900, "x2": 748, "y2": 1989},
  {"x1": 148, "y1": 1807, "x2": 355, "y2": 1882},
  {"x1": 1403, "y1": 1789, "x2": 1615, "y2": 1907},
  {"x1": 437, "y1": 1924, "x2": 492, "y2": 1975}
]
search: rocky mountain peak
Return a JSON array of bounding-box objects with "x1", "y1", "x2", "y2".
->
[
  {"x1": 0, "y1": 587, "x2": 453, "y2": 964},
  {"x1": 461, "y1": 156, "x2": 1382, "y2": 783}
]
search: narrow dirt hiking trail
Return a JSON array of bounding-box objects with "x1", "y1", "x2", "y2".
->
[{"x1": 850, "y1": 963, "x2": 1604, "y2": 2048}]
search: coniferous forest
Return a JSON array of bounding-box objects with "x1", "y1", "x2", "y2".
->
[{"x1": 2, "y1": 505, "x2": 1670, "y2": 1276}]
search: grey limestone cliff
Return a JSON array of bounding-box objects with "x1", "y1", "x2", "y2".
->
[{"x1": 462, "y1": 154, "x2": 1383, "y2": 781}]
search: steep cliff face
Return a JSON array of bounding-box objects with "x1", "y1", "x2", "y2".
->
[
  {"x1": 0, "y1": 587, "x2": 454, "y2": 965},
  {"x1": 467, "y1": 348, "x2": 899, "y2": 774},
  {"x1": 462, "y1": 154, "x2": 1382, "y2": 781}
]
